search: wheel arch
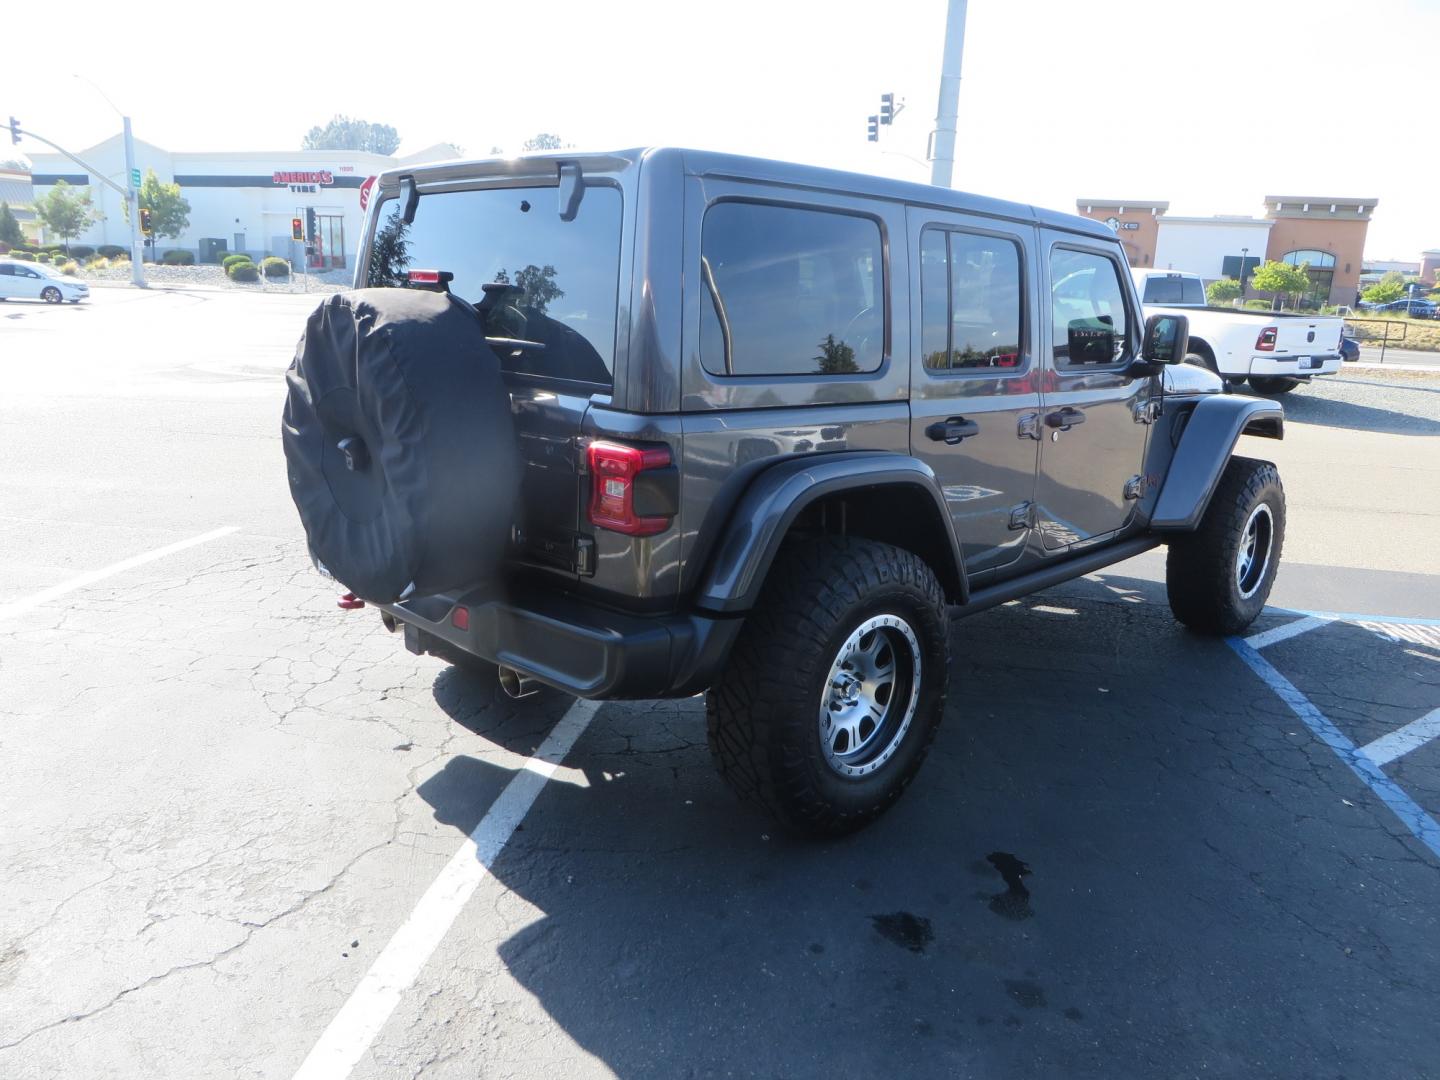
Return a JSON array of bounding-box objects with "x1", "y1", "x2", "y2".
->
[
  {"x1": 692, "y1": 453, "x2": 968, "y2": 614},
  {"x1": 1150, "y1": 396, "x2": 1284, "y2": 531}
]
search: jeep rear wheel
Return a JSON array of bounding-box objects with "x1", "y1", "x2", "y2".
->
[
  {"x1": 707, "y1": 537, "x2": 950, "y2": 837},
  {"x1": 1165, "y1": 456, "x2": 1285, "y2": 635}
]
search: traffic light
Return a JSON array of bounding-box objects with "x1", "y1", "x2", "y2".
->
[
  {"x1": 8, "y1": 116, "x2": 19, "y2": 145},
  {"x1": 867, "y1": 115, "x2": 879, "y2": 142},
  {"x1": 305, "y1": 207, "x2": 318, "y2": 243},
  {"x1": 139, "y1": 207, "x2": 152, "y2": 235},
  {"x1": 291, "y1": 217, "x2": 304, "y2": 241},
  {"x1": 880, "y1": 93, "x2": 894, "y2": 125}
]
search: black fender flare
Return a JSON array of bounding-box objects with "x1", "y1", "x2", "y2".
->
[
  {"x1": 693, "y1": 452, "x2": 968, "y2": 614},
  {"x1": 1150, "y1": 395, "x2": 1284, "y2": 531}
]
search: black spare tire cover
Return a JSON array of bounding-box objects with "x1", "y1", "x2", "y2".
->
[{"x1": 282, "y1": 288, "x2": 518, "y2": 603}]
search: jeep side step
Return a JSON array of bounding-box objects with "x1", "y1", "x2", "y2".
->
[{"x1": 955, "y1": 536, "x2": 1162, "y2": 619}]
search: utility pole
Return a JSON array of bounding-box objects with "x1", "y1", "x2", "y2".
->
[
  {"x1": 121, "y1": 116, "x2": 145, "y2": 284},
  {"x1": 929, "y1": 0, "x2": 968, "y2": 189}
]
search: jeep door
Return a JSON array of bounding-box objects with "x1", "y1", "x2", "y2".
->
[
  {"x1": 1034, "y1": 233, "x2": 1153, "y2": 550},
  {"x1": 905, "y1": 209, "x2": 1040, "y2": 578}
]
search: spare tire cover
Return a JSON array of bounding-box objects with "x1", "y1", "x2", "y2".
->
[{"x1": 282, "y1": 288, "x2": 518, "y2": 603}]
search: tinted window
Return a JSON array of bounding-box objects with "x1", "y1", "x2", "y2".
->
[
  {"x1": 0, "y1": 265, "x2": 12, "y2": 276},
  {"x1": 920, "y1": 228, "x2": 1023, "y2": 370},
  {"x1": 367, "y1": 185, "x2": 623, "y2": 386},
  {"x1": 1142, "y1": 275, "x2": 1204, "y2": 305},
  {"x1": 700, "y1": 202, "x2": 883, "y2": 377},
  {"x1": 1051, "y1": 249, "x2": 1131, "y2": 367}
]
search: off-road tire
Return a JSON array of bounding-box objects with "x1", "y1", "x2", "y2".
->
[
  {"x1": 1249, "y1": 376, "x2": 1299, "y2": 395},
  {"x1": 707, "y1": 537, "x2": 950, "y2": 837},
  {"x1": 1165, "y1": 456, "x2": 1285, "y2": 635}
]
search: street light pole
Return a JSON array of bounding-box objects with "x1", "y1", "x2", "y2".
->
[
  {"x1": 928, "y1": 0, "x2": 968, "y2": 189},
  {"x1": 1239, "y1": 246, "x2": 1249, "y2": 298},
  {"x1": 73, "y1": 75, "x2": 145, "y2": 288},
  {"x1": 121, "y1": 116, "x2": 145, "y2": 287}
]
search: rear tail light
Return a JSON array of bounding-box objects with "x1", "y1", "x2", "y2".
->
[
  {"x1": 1256, "y1": 327, "x2": 1278, "y2": 351},
  {"x1": 587, "y1": 441, "x2": 673, "y2": 536}
]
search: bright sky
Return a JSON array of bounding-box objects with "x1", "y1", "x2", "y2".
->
[{"x1": 3, "y1": 0, "x2": 1433, "y2": 259}]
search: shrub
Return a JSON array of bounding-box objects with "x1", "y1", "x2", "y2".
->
[
  {"x1": 260, "y1": 256, "x2": 290, "y2": 279},
  {"x1": 35, "y1": 253, "x2": 51, "y2": 263},
  {"x1": 58, "y1": 261, "x2": 79, "y2": 275},
  {"x1": 97, "y1": 244, "x2": 127, "y2": 258},
  {"x1": 1206, "y1": 278, "x2": 1241, "y2": 306},
  {"x1": 8, "y1": 249, "x2": 35, "y2": 261},
  {"x1": 221, "y1": 253, "x2": 254, "y2": 271},
  {"x1": 40, "y1": 244, "x2": 64, "y2": 255},
  {"x1": 161, "y1": 249, "x2": 195, "y2": 265},
  {"x1": 226, "y1": 261, "x2": 260, "y2": 282},
  {"x1": 68, "y1": 245, "x2": 95, "y2": 260},
  {"x1": 87, "y1": 256, "x2": 111, "y2": 270}
]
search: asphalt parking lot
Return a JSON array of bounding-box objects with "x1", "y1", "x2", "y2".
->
[{"x1": 2, "y1": 288, "x2": 1438, "y2": 1079}]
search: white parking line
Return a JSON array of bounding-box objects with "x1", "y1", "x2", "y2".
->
[
  {"x1": 0, "y1": 525, "x2": 240, "y2": 622},
  {"x1": 291, "y1": 697, "x2": 602, "y2": 1080},
  {"x1": 1361, "y1": 709, "x2": 1440, "y2": 768},
  {"x1": 1228, "y1": 638, "x2": 1440, "y2": 861},
  {"x1": 1245, "y1": 615, "x2": 1332, "y2": 650}
]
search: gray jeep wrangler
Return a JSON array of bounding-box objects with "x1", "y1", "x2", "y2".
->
[{"x1": 282, "y1": 147, "x2": 1285, "y2": 836}]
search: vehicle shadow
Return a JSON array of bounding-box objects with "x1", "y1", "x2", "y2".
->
[
  {"x1": 414, "y1": 569, "x2": 1440, "y2": 1079},
  {"x1": 1245, "y1": 383, "x2": 1440, "y2": 435}
]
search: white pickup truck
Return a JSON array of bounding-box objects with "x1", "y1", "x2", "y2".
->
[{"x1": 1131, "y1": 269, "x2": 1344, "y2": 394}]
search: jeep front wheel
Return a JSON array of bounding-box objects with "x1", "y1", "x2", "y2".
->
[
  {"x1": 1165, "y1": 456, "x2": 1285, "y2": 635},
  {"x1": 706, "y1": 537, "x2": 950, "y2": 837}
]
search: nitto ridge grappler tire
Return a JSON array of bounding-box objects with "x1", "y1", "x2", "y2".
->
[
  {"x1": 707, "y1": 537, "x2": 950, "y2": 838},
  {"x1": 1165, "y1": 456, "x2": 1285, "y2": 635},
  {"x1": 281, "y1": 288, "x2": 518, "y2": 604}
]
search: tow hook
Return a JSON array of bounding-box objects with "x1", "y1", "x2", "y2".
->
[{"x1": 337, "y1": 592, "x2": 365, "y2": 610}]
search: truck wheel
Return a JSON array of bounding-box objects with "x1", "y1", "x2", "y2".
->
[
  {"x1": 707, "y1": 537, "x2": 950, "y2": 837},
  {"x1": 1165, "y1": 456, "x2": 1284, "y2": 635},
  {"x1": 1249, "y1": 376, "x2": 1299, "y2": 395}
]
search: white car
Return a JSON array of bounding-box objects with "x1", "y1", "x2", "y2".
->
[{"x1": 0, "y1": 259, "x2": 90, "y2": 303}]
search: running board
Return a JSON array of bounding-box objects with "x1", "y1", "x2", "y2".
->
[{"x1": 956, "y1": 536, "x2": 1161, "y2": 619}]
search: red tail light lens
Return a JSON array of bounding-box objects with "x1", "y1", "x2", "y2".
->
[
  {"x1": 587, "y1": 441, "x2": 673, "y2": 536},
  {"x1": 1256, "y1": 327, "x2": 1278, "y2": 351},
  {"x1": 407, "y1": 269, "x2": 441, "y2": 285}
]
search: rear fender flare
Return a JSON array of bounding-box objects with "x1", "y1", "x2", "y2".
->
[
  {"x1": 693, "y1": 453, "x2": 968, "y2": 614},
  {"x1": 1150, "y1": 395, "x2": 1284, "y2": 531}
]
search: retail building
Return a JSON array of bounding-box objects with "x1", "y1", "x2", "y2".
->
[{"x1": 27, "y1": 136, "x2": 456, "y2": 268}]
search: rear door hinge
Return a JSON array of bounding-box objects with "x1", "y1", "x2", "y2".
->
[
  {"x1": 1008, "y1": 501, "x2": 1036, "y2": 530},
  {"x1": 1123, "y1": 475, "x2": 1146, "y2": 501},
  {"x1": 1017, "y1": 412, "x2": 1041, "y2": 440}
]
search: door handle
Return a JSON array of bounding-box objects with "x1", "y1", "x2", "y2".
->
[
  {"x1": 1044, "y1": 407, "x2": 1086, "y2": 432},
  {"x1": 926, "y1": 416, "x2": 980, "y2": 445}
]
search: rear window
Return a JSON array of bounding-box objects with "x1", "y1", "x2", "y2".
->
[
  {"x1": 699, "y1": 201, "x2": 884, "y2": 377},
  {"x1": 1142, "y1": 274, "x2": 1205, "y2": 305},
  {"x1": 366, "y1": 185, "x2": 623, "y2": 386}
]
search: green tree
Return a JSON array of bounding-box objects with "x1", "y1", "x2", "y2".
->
[
  {"x1": 1247, "y1": 260, "x2": 1311, "y2": 306},
  {"x1": 522, "y1": 133, "x2": 570, "y2": 151},
  {"x1": 0, "y1": 201, "x2": 23, "y2": 246},
  {"x1": 495, "y1": 264, "x2": 563, "y2": 313},
  {"x1": 1206, "y1": 278, "x2": 1242, "y2": 305},
  {"x1": 124, "y1": 169, "x2": 190, "y2": 241},
  {"x1": 34, "y1": 180, "x2": 99, "y2": 253},
  {"x1": 1, "y1": 158, "x2": 30, "y2": 173},
  {"x1": 367, "y1": 206, "x2": 411, "y2": 287},
  {"x1": 814, "y1": 334, "x2": 859, "y2": 374},
  {"x1": 302, "y1": 115, "x2": 401, "y2": 155},
  {"x1": 1361, "y1": 271, "x2": 1407, "y2": 305}
]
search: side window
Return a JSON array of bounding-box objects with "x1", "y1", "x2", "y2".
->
[
  {"x1": 20, "y1": 267, "x2": 39, "y2": 279},
  {"x1": 920, "y1": 227, "x2": 1023, "y2": 371},
  {"x1": 1050, "y1": 248, "x2": 1131, "y2": 367},
  {"x1": 700, "y1": 201, "x2": 884, "y2": 377},
  {"x1": 0, "y1": 266, "x2": 12, "y2": 277}
]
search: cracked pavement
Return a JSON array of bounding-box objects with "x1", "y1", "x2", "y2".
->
[{"x1": 1, "y1": 291, "x2": 1438, "y2": 1078}]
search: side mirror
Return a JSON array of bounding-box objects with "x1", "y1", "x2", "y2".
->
[{"x1": 1142, "y1": 313, "x2": 1189, "y2": 364}]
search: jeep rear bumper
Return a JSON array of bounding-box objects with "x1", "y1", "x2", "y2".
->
[{"x1": 378, "y1": 584, "x2": 743, "y2": 700}]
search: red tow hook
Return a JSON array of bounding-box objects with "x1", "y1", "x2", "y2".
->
[{"x1": 337, "y1": 592, "x2": 365, "y2": 610}]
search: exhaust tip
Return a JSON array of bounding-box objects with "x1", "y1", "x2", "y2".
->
[{"x1": 497, "y1": 665, "x2": 541, "y2": 699}]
